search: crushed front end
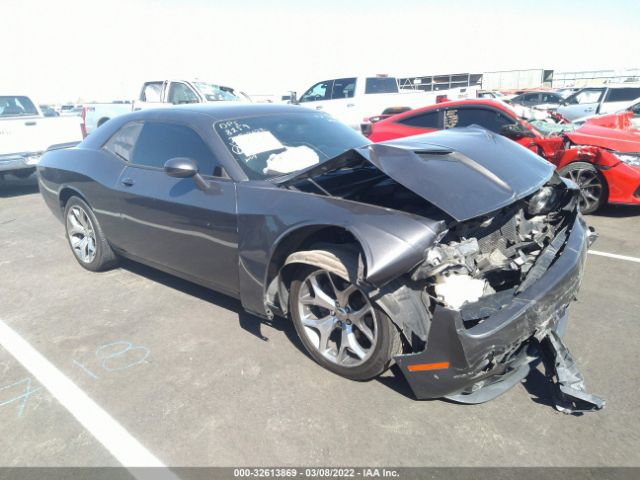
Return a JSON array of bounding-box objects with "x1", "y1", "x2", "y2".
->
[{"x1": 394, "y1": 176, "x2": 605, "y2": 413}]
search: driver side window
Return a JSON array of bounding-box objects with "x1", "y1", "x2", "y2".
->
[
  {"x1": 566, "y1": 89, "x2": 604, "y2": 105},
  {"x1": 140, "y1": 82, "x2": 162, "y2": 102},
  {"x1": 445, "y1": 108, "x2": 515, "y2": 133},
  {"x1": 168, "y1": 82, "x2": 199, "y2": 105},
  {"x1": 130, "y1": 122, "x2": 222, "y2": 176},
  {"x1": 300, "y1": 80, "x2": 334, "y2": 103}
]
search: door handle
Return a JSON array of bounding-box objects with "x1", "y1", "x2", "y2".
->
[
  {"x1": 584, "y1": 108, "x2": 594, "y2": 112},
  {"x1": 346, "y1": 103, "x2": 355, "y2": 108},
  {"x1": 121, "y1": 178, "x2": 134, "y2": 187},
  {"x1": 25, "y1": 121, "x2": 37, "y2": 126},
  {"x1": 315, "y1": 105, "x2": 323, "y2": 110}
]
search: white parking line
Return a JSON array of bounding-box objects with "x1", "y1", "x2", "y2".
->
[
  {"x1": 0, "y1": 319, "x2": 179, "y2": 480},
  {"x1": 589, "y1": 250, "x2": 640, "y2": 264}
]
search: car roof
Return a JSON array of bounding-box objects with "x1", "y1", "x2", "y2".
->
[
  {"x1": 144, "y1": 102, "x2": 307, "y2": 120},
  {"x1": 384, "y1": 98, "x2": 512, "y2": 120},
  {"x1": 81, "y1": 103, "x2": 319, "y2": 149}
]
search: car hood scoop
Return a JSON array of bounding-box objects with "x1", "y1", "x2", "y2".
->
[{"x1": 275, "y1": 127, "x2": 555, "y2": 222}]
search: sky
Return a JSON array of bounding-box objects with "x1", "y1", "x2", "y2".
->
[{"x1": 2, "y1": 0, "x2": 639, "y2": 103}]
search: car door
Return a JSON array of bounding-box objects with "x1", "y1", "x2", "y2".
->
[
  {"x1": 540, "y1": 92, "x2": 561, "y2": 106},
  {"x1": 133, "y1": 81, "x2": 165, "y2": 111},
  {"x1": 321, "y1": 77, "x2": 358, "y2": 125},
  {"x1": 441, "y1": 106, "x2": 543, "y2": 153},
  {"x1": 441, "y1": 106, "x2": 515, "y2": 133},
  {"x1": 298, "y1": 80, "x2": 334, "y2": 112},
  {"x1": 558, "y1": 88, "x2": 605, "y2": 120},
  {"x1": 393, "y1": 109, "x2": 443, "y2": 137},
  {"x1": 166, "y1": 81, "x2": 201, "y2": 105},
  {"x1": 600, "y1": 87, "x2": 640, "y2": 114},
  {"x1": 113, "y1": 120, "x2": 239, "y2": 295},
  {"x1": 522, "y1": 93, "x2": 540, "y2": 106}
]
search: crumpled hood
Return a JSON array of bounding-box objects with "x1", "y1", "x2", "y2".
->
[{"x1": 277, "y1": 127, "x2": 554, "y2": 222}]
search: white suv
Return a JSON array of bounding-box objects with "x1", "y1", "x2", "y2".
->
[{"x1": 557, "y1": 84, "x2": 640, "y2": 121}]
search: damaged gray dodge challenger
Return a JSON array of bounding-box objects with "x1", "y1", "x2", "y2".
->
[{"x1": 38, "y1": 104, "x2": 604, "y2": 412}]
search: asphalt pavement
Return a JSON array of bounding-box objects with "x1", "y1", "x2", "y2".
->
[{"x1": 1, "y1": 174, "x2": 639, "y2": 467}]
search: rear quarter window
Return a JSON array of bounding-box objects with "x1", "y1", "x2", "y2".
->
[
  {"x1": 398, "y1": 110, "x2": 440, "y2": 129},
  {"x1": 365, "y1": 77, "x2": 398, "y2": 94},
  {"x1": 103, "y1": 122, "x2": 143, "y2": 161},
  {"x1": 605, "y1": 88, "x2": 640, "y2": 102}
]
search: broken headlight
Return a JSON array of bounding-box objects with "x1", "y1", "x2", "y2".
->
[
  {"x1": 527, "y1": 186, "x2": 560, "y2": 216},
  {"x1": 613, "y1": 152, "x2": 640, "y2": 167}
]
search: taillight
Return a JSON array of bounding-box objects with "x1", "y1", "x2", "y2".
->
[{"x1": 80, "y1": 107, "x2": 88, "y2": 138}]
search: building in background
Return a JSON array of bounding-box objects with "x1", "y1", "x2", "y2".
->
[
  {"x1": 397, "y1": 72, "x2": 482, "y2": 92},
  {"x1": 481, "y1": 69, "x2": 554, "y2": 91},
  {"x1": 552, "y1": 69, "x2": 640, "y2": 87}
]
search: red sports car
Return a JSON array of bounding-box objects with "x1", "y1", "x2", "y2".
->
[{"x1": 366, "y1": 99, "x2": 640, "y2": 213}]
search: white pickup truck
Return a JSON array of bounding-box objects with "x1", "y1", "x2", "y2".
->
[
  {"x1": 1, "y1": 95, "x2": 83, "y2": 179},
  {"x1": 295, "y1": 75, "x2": 475, "y2": 129},
  {"x1": 83, "y1": 80, "x2": 249, "y2": 136}
]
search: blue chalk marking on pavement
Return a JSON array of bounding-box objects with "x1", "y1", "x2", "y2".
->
[
  {"x1": 0, "y1": 377, "x2": 43, "y2": 417},
  {"x1": 72, "y1": 359, "x2": 100, "y2": 379},
  {"x1": 95, "y1": 341, "x2": 151, "y2": 372}
]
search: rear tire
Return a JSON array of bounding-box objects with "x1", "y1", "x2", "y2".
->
[
  {"x1": 559, "y1": 161, "x2": 607, "y2": 214},
  {"x1": 63, "y1": 196, "x2": 118, "y2": 271},
  {"x1": 289, "y1": 250, "x2": 401, "y2": 381}
]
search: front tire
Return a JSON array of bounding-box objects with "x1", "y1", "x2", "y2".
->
[
  {"x1": 289, "y1": 258, "x2": 401, "y2": 381},
  {"x1": 559, "y1": 162, "x2": 607, "y2": 214},
  {"x1": 63, "y1": 196, "x2": 118, "y2": 271}
]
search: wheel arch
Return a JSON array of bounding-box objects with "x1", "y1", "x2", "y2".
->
[
  {"x1": 269, "y1": 232, "x2": 429, "y2": 351},
  {"x1": 559, "y1": 160, "x2": 610, "y2": 211},
  {"x1": 59, "y1": 186, "x2": 91, "y2": 213},
  {"x1": 263, "y1": 224, "x2": 369, "y2": 316}
]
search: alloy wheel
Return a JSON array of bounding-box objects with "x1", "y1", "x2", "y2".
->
[
  {"x1": 297, "y1": 270, "x2": 377, "y2": 367},
  {"x1": 66, "y1": 206, "x2": 97, "y2": 263},
  {"x1": 566, "y1": 167, "x2": 603, "y2": 213}
]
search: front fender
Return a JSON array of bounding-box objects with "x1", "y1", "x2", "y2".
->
[{"x1": 235, "y1": 183, "x2": 445, "y2": 317}]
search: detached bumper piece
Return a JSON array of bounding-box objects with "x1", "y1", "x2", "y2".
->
[
  {"x1": 394, "y1": 214, "x2": 605, "y2": 413},
  {"x1": 540, "y1": 330, "x2": 605, "y2": 414}
]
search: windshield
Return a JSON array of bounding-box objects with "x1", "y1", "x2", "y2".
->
[
  {"x1": 0, "y1": 96, "x2": 38, "y2": 117},
  {"x1": 215, "y1": 112, "x2": 370, "y2": 180},
  {"x1": 193, "y1": 82, "x2": 241, "y2": 102}
]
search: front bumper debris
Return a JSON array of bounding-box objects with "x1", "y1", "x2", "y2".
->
[
  {"x1": 540, "y1": 330, "x2": 605, "y2": 413},
  {"x1": 394, "y1": 214, "x2": 605, "y2": 413}
]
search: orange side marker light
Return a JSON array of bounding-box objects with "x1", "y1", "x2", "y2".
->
[{"x1": 407, "y1": 361, "x2": 450, "y2": 372}]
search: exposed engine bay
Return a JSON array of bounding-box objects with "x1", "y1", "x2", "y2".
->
[
  {"x1": 412, "y1": 181, "x2": 576, "y2": 316},
  {"x1": 276, "y1": 138, "x2": 603, "y2": 413},
  {"x1": 284, "y1": 158, "x2": 577, "y2": 319}
]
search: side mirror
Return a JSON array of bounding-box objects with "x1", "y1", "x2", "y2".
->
[
  {"x1": 289, "y1": 91, "x2": 298, "y2": 105},
  {"x1": 501, "y1": 123, "x2": 535, "y2": 140},
  {"x1": 164, "y1": 157, "x2": 209, "y2": 191},
  {"x1": 164, "y1": 157, "x2": 198, "y2": 178}
]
